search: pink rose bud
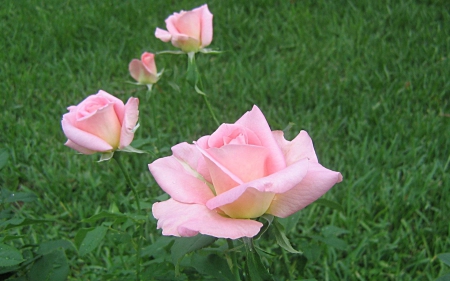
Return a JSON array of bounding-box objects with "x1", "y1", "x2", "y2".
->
[
  {"x1": 61, "y1": 90, "x2": 139, "y2": 155},
  {"x1": 129, "y1": 52, "x2": 160, "y2": 85},
  {"x1": 155, "y1": 4, "x2": 213, "y2": 53},
  {"x1": 149, "y1": 105, "x2": 343, "y2": 239}
]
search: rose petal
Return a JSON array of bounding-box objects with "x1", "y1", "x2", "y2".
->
[
  {"x1": 205, "y1": 124, "x2": 262, "y2": 148},
  {"x1": 75, "y1": 101, "x2": 121, "y2": 148},
  {"x1": 119, "y1": 97, "x2": 139, "y2": 149},
  {"x1": 149, "y1": 144, "x2": 215, "y2": 205},
  {"x1": 128, "y1": 59, "x2": 144, "y2": 82},
  {"x1": 170, "y1": 34, "x2": 200, "y2": 52},
  {"x1": 273, "y1": 130, "x2": 318, "y2": 165},
  {"x1": 267, "y1": 162, "x2": 343, "y2": 218},
  {"x1": 155, "y1": 28, "x2": 172, "y2": 42},
  {"x1": 175, "y1": 9, "x2": 201, "y2": 39},
  {"x1": 61, "y1": 116, "x2": 113, "y2": 152},
  {"x1": 96, "y1": 90, "x2": 125, "y2": 125},
  {"x1": 152, "y1": 199, "x2": 263, "y2": 239},
  {"x1": 206, "y1": 158, "x2": 309, "y2": 210},
  {"x1": 198, "y1": 144, "x2": 269, "y2": 194},
  {"x1": 235, "y1": 105, "x2": 286, "y2": 174},
  {"x1": 198, "y1": 4, "x2": 213, "y2": 48},
  {"x1": 64, "y1": 140, "x2": 96, "y2": 155},
  {"x1": 172, "y1": 142, "x2": 211, "y2": 182}
]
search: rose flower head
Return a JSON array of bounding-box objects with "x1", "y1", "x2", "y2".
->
[
  {"x1": 129, "y1": 52, "x2": 162, "y2": 88},
  {"x1": 149, "y1": 105, "x2": 342, "y2": 239},
  {"x1": 61, "y1": 90, "x2": 139, "y2": 161},
  {"x1": 155, "y1": 4, "x2": 213, "y2": 53}
]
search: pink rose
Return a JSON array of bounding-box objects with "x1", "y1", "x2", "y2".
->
[
  {"x1": 129, "y1": 52, "x2": 160, "y2": 85},
  {"x1": 155, "y1": 4, "x2": 213, "y2": 53},
  {"x1": 61, "y1": 90, "x2": 139, "y2": 156},
  {"x1": 149, "y1": 106, "x2": 342, "y2": 239}
]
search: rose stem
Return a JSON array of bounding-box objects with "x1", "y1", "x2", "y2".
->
[{"x1": 113, "y1": 153, "x2": 142, "y2": 281}]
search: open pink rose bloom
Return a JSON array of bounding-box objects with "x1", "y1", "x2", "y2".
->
[
  {"x1": 61, "y1": 90, "x2": 139, "y2": 155},
  {"x1": 155, "y1": 4, "x2": 213, "y2": 53},
  {"x1": 150, "y1": 106, "x2": 342, "y2": 239}
]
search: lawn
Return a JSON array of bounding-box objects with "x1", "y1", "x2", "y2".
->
[{"x1": 1, "y1": 0, "x2": 449, "y2": 280}]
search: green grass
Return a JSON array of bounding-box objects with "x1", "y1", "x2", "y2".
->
[{"x1": 1, "y1": 0, "x2": 449, "y2": 280}]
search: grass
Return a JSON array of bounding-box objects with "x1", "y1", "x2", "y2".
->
[{"x1": 1, "y1": 0, "x2": 449, "y2": 280}]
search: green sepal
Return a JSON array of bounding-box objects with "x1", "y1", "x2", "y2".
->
[
  {"x1": 254, "y1": 214, "x2": 273, "y2": 240},
  {"x1": 272, "y1": 219, "x2": 302, "y2": 254}
]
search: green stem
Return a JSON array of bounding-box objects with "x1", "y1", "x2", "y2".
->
[
  {"x1": 227, "y1": 239, "x2": 241, "y2": 281},
  {"x1": 187, "y1": 52, "x2": 221, "y2": 127},
  {"x1": 113, "y1": 153, "x2": 141, "y2": 281},
  {"x1": 202, "y1": 94, "x2": 220, "y2": 126}
]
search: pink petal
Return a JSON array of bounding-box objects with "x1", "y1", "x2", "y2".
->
[
  {"x1": 206, "y1": 158, "x2": 309, "y2": 210},
  {"x1": 198, "y1": 144, "x2": 269, "y2": 194},
  {"x1": 152, "y1": 199, "x2": 263, "y2": 239},
  {"x1": 272, "y1": 130, "x2": 318, "y2": 165},
  {"x1": 96, "y1": 90, "x2": 125, "y2": 125},
  {"x1": 155, "y1": 28, "x2": 172, "y2": 42},
  {"x1": 235, "y1": 106, "x2": 286, "y2": 174},
  {"x1": 64, "y1": 140, "x2": 96, "y2": 155},
  {"x1": 170, "y1": 34, "x2": 200, "y2": 52},
  {"x1": 165, "y1": 12, "x2": 183, "y2": 35},
  {"x1": 198, "y1": 4, "x2": 213, "y2": 48},
  {"x1": 61, "y1": 116, "x2": 113, "y2": 152},
  {"x1": 119, "y1": 97, "x2": 139, "y2": 149},
  {"x1": 149, "y1": 143, "x2": 215, "y2": 205},
  {"x1": 128, "y1": 59, "x2": 144, "y2": 82},
  {"x1": 75, "y1": 101, "x2": 121, "y2": 147},
  {"x1": 141, "y1": 52, "x2": 157, "y2": 75},
  {"x1": 171, "y1": 142, "x2": 211, "y2": 181},
  {"x1": 267, "y1": 162, "x2": 343, "y2": 218},
  {"x1": 175, "y1": 10, "x2": 201, "y2": 39},
  {"x1": 205, "y1": 124, "x2": 262, "y2": 148}
]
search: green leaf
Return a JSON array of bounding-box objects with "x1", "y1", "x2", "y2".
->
[
  {"x1": 81, "y1": 211, "x2": 128, "y2": 223},
  {"x1": 1, "y1": 188, "x2": 37, "y2": 204},
  {"x1": 76, "y1": 226, "x2": 108, "y2": 256},
  {"x1": 5, "y1": 192, "x2": 37, "y2": 203},
  {"x1": 28, "y1": 249, "x2": 69, "y2": 281},
  {"x1": 183, "y1": 253, "x2": 234, "y2": 281},
  {"x1": 314, "y1": 198, "x2": 344, "y2": 213},
  {"x1": 0, "y1": 218, "x2": 52, "y2": 231},
  {"x1": 0, "y1": 149, "x2": 9, "y2": 170},
  {"x1": 171, "y1": 234, "x2": 217, "y2": 265},
  {"x1": 107, "y1": 232, "x2": 132, "y2": 245},
  {"x1": 438, "y1": 253, "x2": 450, "y2": 267},
  {"x1": 310, "y1": 235, "x2": 348, "y2": 250},
  {"x1": 243, "y1": 238, "x2": 273, "y2": 281},
  {"x1": 321, "y1": 225, "x2": 349, "y2": 237},
  {"x1": 272, "y1": 220, "x2": 302, "y2": 254},
  {"x1": 436, "y1": 273, "x2": 450, "y2": 281},
  {"x1": 37, "y1": 239, "x2": 74, "y2": 255},
  {"x1": 141, "y1": 236, "x2": 174, "y2": 258},
  {"x1": 299, "y1": 240, "x2": 321, "y2": 263},
  {"x1": 0, "y1": 243, "x2": 23, "y2": 267},
  {"x1": 278, "y1": 211, "x2": 302, "y2": 234},
  {"x1": 0, "y1": 235, "x2": 27, "y2": 243}
]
